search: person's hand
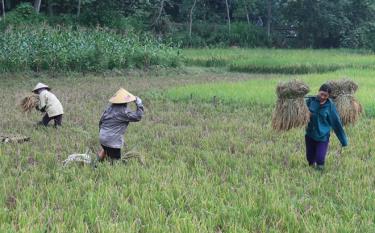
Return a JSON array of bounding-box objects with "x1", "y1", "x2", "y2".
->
[
  {"x1": 334, "y1": 146, "x2": 345, "y2": 157},
  {"x1": 135, "y1": 97, "x2": 143, "y2": 107}
]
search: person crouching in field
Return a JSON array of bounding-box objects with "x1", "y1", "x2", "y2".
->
[
  {"x1": 32, "y1": 83, "x2": 64, "y2": 127},
  {"x1": 305, "y1": 84, "x2": 348, "y2": 171},
  {"x1": 98, "y1": 88, "x2": 144, "y2": 161}
]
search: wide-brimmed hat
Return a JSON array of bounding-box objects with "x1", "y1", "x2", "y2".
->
[
  {"x1": 32, "y1": 83, "x2": 50, "y2": 92},
  {"x1": 109, "y1": 88, "x2": 136, "y2": 104}
]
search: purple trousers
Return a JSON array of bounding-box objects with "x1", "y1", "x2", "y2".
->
[{"x1": 305, "y1": 135, "x2": 329, "y2": 166}]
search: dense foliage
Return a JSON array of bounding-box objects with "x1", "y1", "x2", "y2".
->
[
  {"x1": 1, "y1": 0, "x2": 375, "y2": 49},
  {"x1": 0, "y1": 24, "x2": 180, "y2": 72}
]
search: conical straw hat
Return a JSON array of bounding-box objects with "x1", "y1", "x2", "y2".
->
[
  {"x1": 32, "y1": 83, "x2": 50, "y2": 92},
  {"x1": 109, "y1": 88, "x2": 136, "y2": 104}
]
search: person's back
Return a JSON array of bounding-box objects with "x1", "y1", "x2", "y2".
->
[
  {"x1": 32, "y1": 82, "x2": 64, "y2": 127},
  {"x1": 39, "y1": 89, "x2": 64, "y2": 118},
  {"x1": 98, "y1": 88, "x2": 143, "y2": 161},
  {"x1": 99, "y1": 104, "x2": 142, "y2": 149}
]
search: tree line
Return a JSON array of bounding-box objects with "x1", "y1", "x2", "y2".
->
[{"x1": 1, "y1": 0, "x2": 375, "y2": 49}]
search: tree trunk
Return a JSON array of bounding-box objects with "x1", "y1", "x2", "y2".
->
[
  {"x1": 34, "y1": 0, "x2": 41, "y2": 13},
  {"x1": 225, "y1": 0, "x2": 231, "y2": 33},
  {"x1": 245, "y1": 4, "x2": 250, "y2": 27},
  {"x1": 152, "y1": 0, "x2": 165, "y2": 26},
  {"x1": 5, "y1": 0, "x2": 10, "y2": 10},
  {"x1": 47, "y1": 1, "x2": 53, "y2": 16},
  {"x1": 267, "y1": 0, "x2": 272, "y2": 39},
  {"x1": 77, "y1": 0, "x2": 81, "y2": 17},
  {"x1": 1, "y1": 0, "x2": 5, "y2": 21},
  {"x1": 189, "y1": 0, "x2": 197, "y2": 39}
]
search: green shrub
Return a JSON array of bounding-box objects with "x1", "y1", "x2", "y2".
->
[
  {"x1": 359, "y1": 23, "x2": 375, "y2": 52},
  {"x1": 0, "y1": 3, "x2": 44, "y2": 29},
  {"x1": 169, "y1": 22, "x2": 268, "y2": 48}
]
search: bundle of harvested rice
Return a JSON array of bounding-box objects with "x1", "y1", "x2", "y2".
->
[
  {"x1": 121, "y1": 150, "x2": 145, "y2": 165},
  {"x1": 63, "y1": 149, "x2": 145, "y2": 167},
  {"x1": 63, "y1": 154, "x2": 93, "y2": 166},
  {"x1": 326, "y1": 79, "x2": 362, "y2": 126},
  {"x1": 327, "y1": 79, "x2": 358, "y2": 98},
  {"x1": 272, "y1": 80, "x2": 310, "y2": 131},
  {"x1": 0, "y1": 134, "x2": 30, "y2": 143},
  {"x1": 21, "y1": 95, "x2": 39, "y2": 112},
  {"x1": 276, "y1": 80, "x2": 310, "y2": 99}
]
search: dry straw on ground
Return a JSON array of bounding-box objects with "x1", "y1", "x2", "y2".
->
[
  {"x1": 326, "y1": 79, "x2": 362, "y2": 126},
  {"x1": 63, "y1": 154, "x2": 93, "y2": 167},
  {"x1": 62, "y1": 149, "x2": 145, "y2": 167},
  {"x1": 21, "y1": 95, "x2": 39, "y2": 113},
  {"x1": 272, "y1": 80, "x2": 310, "y2": 131},
  {"x1": 0, "y1": 134, "x2": 30, "y2": 143}
]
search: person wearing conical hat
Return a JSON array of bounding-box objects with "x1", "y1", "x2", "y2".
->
[
  {"x1": 32, "y1": 83, "x2": 64, "y2": 127},
  {"x1": 98, "y1": 88, "x2": 144, "y2": 161}
]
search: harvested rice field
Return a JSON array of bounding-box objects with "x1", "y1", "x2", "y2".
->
[{"x1": 1, "y1": 49, "x2": 375, "y2": 232}]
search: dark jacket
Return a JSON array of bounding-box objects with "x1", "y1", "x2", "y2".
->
[{"x1": 306, "y1": 96, "x2": 348, "y2": 146}]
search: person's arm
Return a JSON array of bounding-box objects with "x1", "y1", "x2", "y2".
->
[
  {"x1": 120, "y1": 97, "x2": 144, "y2": 122},
  {"x1": 36, "y1": 92, "x2": 47, "y2": 112},
  {"x1": 305, "y1": 96, "x2": 313, "y2": 108},
  {"x1": 99, "y1": 115, "x2": 103, "y2": 131},
  {"x1": 329, "y1": 103, "x2": 348, "y2": 147},
  {"x1": 99, "y1": 106, "x2": 108, "y2": 131}
]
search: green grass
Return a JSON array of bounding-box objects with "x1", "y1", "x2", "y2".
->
[
  {"x1": 166, "y1": 68, "x2": 375, "y2": 116},
  {"x1": 183, "y1": 49, "x2": 375, "y2": 74},
  {"x1": 1, "y1": 53, "x2": 375, "y2": 232}
]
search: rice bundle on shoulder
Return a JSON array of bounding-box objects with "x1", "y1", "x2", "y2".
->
[
  {"x1": 21, "y1": 95, "x2": 39, "y2": 113},
  {"x1": 272, "y1": 80, "x2": 310, "y2": 131},
  {"x1": 326, "y1": 79, "x2": 362, "y2": 126}
]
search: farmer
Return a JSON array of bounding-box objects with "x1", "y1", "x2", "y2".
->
[
  {"x1": 32, "y1": 83, "x2": 64, "y2": 127},
  {"x1": 98, "y1": 88, "x2": 144, "y2": 161},
  {"x1": 305, "y1": 84, "x2": 348, "y2": 170}
]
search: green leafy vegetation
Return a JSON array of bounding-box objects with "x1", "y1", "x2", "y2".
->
[
  {"x1": 0, "y1": 25, "x2": 180, "y2": 72},
  {"x1": 1, "y1": 1, "x2": 375, "y2": 49}
]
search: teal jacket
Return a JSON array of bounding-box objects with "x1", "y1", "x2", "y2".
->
[{"x1": 306, "y1": 96, "x2": 348, "y2": 146}]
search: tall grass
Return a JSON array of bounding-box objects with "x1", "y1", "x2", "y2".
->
[
  {"x1": 183, "y1": 49, "x2": 375, "y2": 74},
  {"x1": 0, "y1": 25, "x2": 180, "y2": 72}
]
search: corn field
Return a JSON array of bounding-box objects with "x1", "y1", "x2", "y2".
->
[{"x1": 0, "y1": 25, "x2": 180, "y2": 72}]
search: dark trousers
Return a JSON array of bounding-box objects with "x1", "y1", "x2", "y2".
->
[
  {"x1": 305, "y1": 135, "x2": 329, "y2": 166},
  {"x1": 41, "y1": 114, "x2": 63, "y2": 127},
  {"x1": 101, "y1": 145, "x2": 121, "y2": 160}
]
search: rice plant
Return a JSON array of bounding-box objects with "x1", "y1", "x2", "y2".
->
[
  {"x1": 166, "y1": 68, "x2": 375, "y2": 116},
  {"x1": 1, "y1": 53, "x2": 375, "y2": 232},
  {"x1": 183, "y1": 48, "x2": 375, "y2": 74}
]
